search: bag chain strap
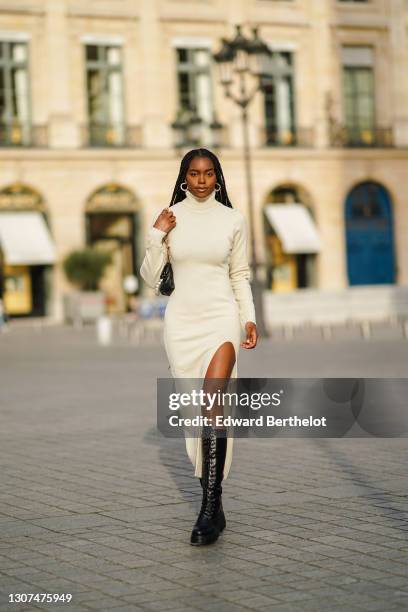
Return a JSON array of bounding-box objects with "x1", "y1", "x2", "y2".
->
[{"x1": 164, "y1": 236, "x2": 170, "y2": 262}]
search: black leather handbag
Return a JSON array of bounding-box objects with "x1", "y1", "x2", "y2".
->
[{"x1": 156, "y1": 238, "x2": 174, "y2": 296}]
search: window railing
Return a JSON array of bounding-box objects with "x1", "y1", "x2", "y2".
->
[
  {"x1": 260, "y1": 126, "x2": 315, "y2": 147},
  {"x1": 173, "y1": 124, "x2": 230, "y2": 150},
  {"x1": 0, "y1": 123, "x2": 48, "y2": 147},
  {"x1": 81, "y1": 123, "x2": 142, "y2": 148},
  {"x1": 329, "y1": 125, "x2": 394, "y2": 148}
]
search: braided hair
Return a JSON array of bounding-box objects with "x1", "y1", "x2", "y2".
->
[{"x1": 169, "y1": 148, "x2": 233, "y2": 209}]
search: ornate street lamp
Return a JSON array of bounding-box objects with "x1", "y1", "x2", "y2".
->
[
  {"x1": 213, "y1": 24, "x2": 273, "y2": 337},
  {"x1": 171, "y1": 106, "x2": 202, "y2": 148}
]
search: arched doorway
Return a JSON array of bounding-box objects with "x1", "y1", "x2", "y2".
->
[
  {"x1": 345, "y1": 181, "x2": 396, "y2": 285},
  {"x1": 0, "y1": 184, "x2": 55, "y2": 317},
  {"x1": 85, "y1": 183, "x2": 140, "y2": 314},
  {"x1": 263, "y1": 184, "x2": 320, "y2": 292}
]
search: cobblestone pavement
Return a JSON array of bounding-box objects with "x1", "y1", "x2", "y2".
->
[{"x1": 1, "y1": 325, "x2": 408, "y2": 612}]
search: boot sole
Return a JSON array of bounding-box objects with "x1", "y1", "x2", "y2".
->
[
  {"x1": 190, "y1": 517, "x2": 226, "y2": 546},
  {"x1": 190, "y1": 532, "x2": 219, "y2": 546}
]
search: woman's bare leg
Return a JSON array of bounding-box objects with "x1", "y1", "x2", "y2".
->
[{"x1": 201, "y1": 341, "x2": 236, "y2": 426}]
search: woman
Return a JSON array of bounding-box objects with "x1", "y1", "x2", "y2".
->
[{"x1": 140, "y1": 148, "x2": 258, "y2": 546}]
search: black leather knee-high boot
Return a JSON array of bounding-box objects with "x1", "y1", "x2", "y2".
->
[
  {"x1": 190, "y1": 426, "x2": 227, "y2": 546},
  {"x1": 198, "y1": 476, "x2": 225, "y2": 520}
]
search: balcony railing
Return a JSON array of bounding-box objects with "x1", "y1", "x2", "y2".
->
[
  {"x1": 329, "y1": 125, "x2": 394, "y2": 148},
  {"x1": 260, "y1": 126, "x2": 315, "y2": 148},
  {"x1": 81, "y1": 123, "x2": 142, "y2": 148},
  {"x1": 173, "y1": 126, "x2": 230, "y2": 150},
  {"x1": 0, "y1": 123, "x2": 48, "y2": 147}
]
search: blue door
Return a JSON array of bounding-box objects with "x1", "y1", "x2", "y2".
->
[{"x1": 345, "y1": 182, "x2": 396, "y2": 285}]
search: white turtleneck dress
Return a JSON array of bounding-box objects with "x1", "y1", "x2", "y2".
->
[{"x1": 140, "y1": 188, "x2": 256, "y2": 479}]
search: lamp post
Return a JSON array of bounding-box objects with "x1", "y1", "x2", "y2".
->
[{"x1": 213, "y1": 25, "x2": 273, "y2": 338}]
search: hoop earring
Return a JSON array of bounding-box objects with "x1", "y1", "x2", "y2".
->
[
  {"x1": 180, "y1": 182, "x2": 188, "y2": 192},
  {"x1": 214, "y1": 182, "x2": 221, "y2": 192}
]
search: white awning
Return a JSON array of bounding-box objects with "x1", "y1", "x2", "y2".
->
[
  {"x1": 0, "y1": 211, "x2": 56, "y2": 265},
  {"x1": 264, "y1": 203, "x2": 322, "y2": 254}
]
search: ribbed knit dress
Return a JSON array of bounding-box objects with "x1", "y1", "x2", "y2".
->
[{"x1": 140, "y1": 188, "x2": 256, "y2": 479}]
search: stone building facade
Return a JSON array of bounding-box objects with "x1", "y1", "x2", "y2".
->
[{"x1": 0, "y1": 0, "x2": 407, "y2": 319}]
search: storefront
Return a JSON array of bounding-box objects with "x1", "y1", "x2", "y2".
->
[
  {"x1": 0, "y1": 185, "x2": 56, "y2": 317},
  {"x1": 85, "y1": 183, "x2": 140, "y2": 314},
  {"x1": 263, "y1": 185, "x2": 321, "y2": 292}
]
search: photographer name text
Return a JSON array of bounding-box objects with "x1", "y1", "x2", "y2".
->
[{"x1": 168, "y1": 415, "x2": 327, "y2": 428}]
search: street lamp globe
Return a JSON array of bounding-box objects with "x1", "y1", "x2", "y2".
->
[
  {"x1": 188, "y1": 108, "x2": 203, "y2": 145},
  {"x1": 228, "y1": 24, "x2": 251, "y2": 73},
  {"x1": 213, "y1": 38, "x2": 235, "y2": 86},
  {"x1": 170, "y1": 110, "x2": 188, "y2": 148},
  {"x1": 247, "y1": 27, "x2": 273, "y2": 81},
  {"x1": 209, "y1": 113, "x2": 224, "y2": 149}
]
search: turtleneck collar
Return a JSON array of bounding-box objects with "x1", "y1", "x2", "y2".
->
[{"x1": 182, "y1": 188, "x2": 219, "y2": 212}]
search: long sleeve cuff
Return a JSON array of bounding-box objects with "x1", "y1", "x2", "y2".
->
[
  {"x1": 242, "y1": 309, "x2": 256, "y2": 328},
  {"x1": 147, "y1": 226, "x2": 167, "y2": 247},
  {"x1": 238, "y1": 299, "x2": 257, "y2": 332}
]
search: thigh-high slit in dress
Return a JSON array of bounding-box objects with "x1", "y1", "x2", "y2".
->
[{"x1": 140, "y1": 188, "x2": 256, "y2": 479}]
